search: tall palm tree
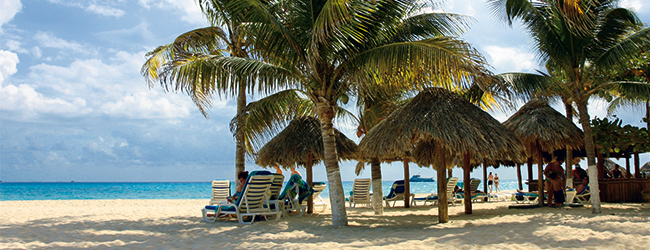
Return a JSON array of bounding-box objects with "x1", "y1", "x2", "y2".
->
[
  {"x1": 229, "y1": 0, "x2": 494, "y2": 226},
  {"x1": 142, "y1": 0, "x2": 272, "y2": 179},
  {"x1": 489, "y1": 0, "x2": 650, "y2": 213}
]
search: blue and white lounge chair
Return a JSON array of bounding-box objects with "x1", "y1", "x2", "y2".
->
[
  {"x1": 201, "y1": 171, "x2": 281, "y2": 224},
  {"x1": 384, "y1": 180, "x2": 407, "y2": 207},
  {"x1": 412, "y1": 177, "x2": 459, "y2": 206},
  {"x1": 279, "y1": 174, "x2": 314, "y2": 217},
  {"x1": 267, "y1": 173, "x2": 285, "y2": 212}
]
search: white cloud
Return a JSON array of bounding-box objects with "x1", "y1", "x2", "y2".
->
[
  {"x1": 0, "y1": 83, "x2": 91, "y2": 116},
  {"x1": 484, "y1": 45, "x2": 537, "y2": 73},
  {"x1": 138, "y1": 0, "x2": 204, "y2": 25},
  {"x1": 34, "y1": 32, "x2": 87, "y2": 54},
  {"x1": 100, "y1": 91, "x2": 191, "y2": 119},
  {"x1": 87, "y1": 3, "x2": 125, "y2": 17},
  {"x1": 621, "y1": 0, "x2": 643, "y2": 12},
  {"x1": 45, "y1": 0, "x2": 125, "y2": 18},
  {"x1": 0, "y1": 49, "x2": 19, "y2": 83},
  {"x1": 0, "y1": 0, "x2": 22, "y2": 30}
]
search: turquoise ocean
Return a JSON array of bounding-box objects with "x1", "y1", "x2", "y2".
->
[{"x1": 1, "y1": 180, "x2": 523, "y2": 201}]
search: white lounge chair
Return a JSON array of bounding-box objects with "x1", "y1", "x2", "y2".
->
[
  {"x1": 201, "y1": 171, "x2": 281, "y2": 224},
  {"x1": 279, "y1": 174, "x2": 314, "y2": 217},
  {"x1": 301, "y1": 182, "x2": 327, "y2": 213},
  {"x1": 384, "y1": 180, "x2": 407, "y2": 207},
  {"x1": 208, "y1": 179, "x2": 231, "y2": 205},
  {"x1": 348, "y1": 178, "x2": 372, "y2": 208},
  {"x1": 267, "y1": 173, "x2": 285, "y2": 213},
  {"x1": 412, "y1": 177, "x2": 459, "y2": 206}
]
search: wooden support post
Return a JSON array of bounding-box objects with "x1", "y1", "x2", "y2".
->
[
  {"x1": 527, "y1": 157, "x2": 533, "y2": 192},
  {"x1": 437, "y1": 142, "x2": 448, "y2": 223},
  {"x1": 463, "y1": 152, "x2": 472, "y2": 214},
  {"x1": 537, "y1": 141, "x2": 544, "y2": 207},
  {"x1": 403, "y1": 157, "x2": 411, "y2": 208},
  {"x1": 306, "y1": 153, "x2": 314, "y2": 214},
  {"x1": 516, "y1": 164, "x2": 523, "y2": 190},
  {"x1": 634, "y1": 152, "x2": 641, "y2": 178}
]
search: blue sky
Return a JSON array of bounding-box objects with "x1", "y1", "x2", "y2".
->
[{"x1": 0, "y1": 0, "x2": 648, "y2": 182}]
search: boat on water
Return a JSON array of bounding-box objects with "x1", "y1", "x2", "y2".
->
[{"x1": 409, "y1": 174, "x2": 434, "y2": 182}]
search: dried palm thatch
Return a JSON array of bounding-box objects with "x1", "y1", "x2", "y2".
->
[
  {"x1": 359, "y1": 87, "x2": 526, "y2": 170},
  {"x1": 256, "y1": 116, "x2": 358, "y2": 168},
  {"x1": 503, "y1": 99, "x2": 584, "y2": 154}
]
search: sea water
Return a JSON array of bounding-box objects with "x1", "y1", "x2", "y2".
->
[{"x1": 1, "y1": 180, "x2": 523, "y2": 201}]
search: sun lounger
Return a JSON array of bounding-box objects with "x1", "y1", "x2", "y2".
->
[
  {"x1": 207, "y1": 179, "x2": 231, "y2": 205},
  {"x1": 412, "y1": 177, "x2": 459, "y2": 206},
  {"x1": 301, "y1": 182, "x2": 327, "y2": 213},
  {"x1": 384, "y1": 180, "x2": 406, "y2": 207},
  {"x1": 348, "y1": 178, "x2": 371, "y2": 208},
  {"x1": 575, "y1": 186, "x2": 591, "y2": 204},
  {"x1": 267, "y1": 173, "x2": 285, "y2": 212},
  {"x1": 201, "y1": 171, "x2": 281, "y2": 224},
  {"x1": 279, "y1": 174, "x2": 314, "y2": 217}
]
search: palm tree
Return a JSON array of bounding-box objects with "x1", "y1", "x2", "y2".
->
[
  {"x1": 489, "y1": 0, "x2": 650, "y2": 213},
  {"x1": 229, "y1": 0, "x2": 494, "y2": 226},
  {"x1": 141, "y1": 0, "x2": 271, "y2": 179}
]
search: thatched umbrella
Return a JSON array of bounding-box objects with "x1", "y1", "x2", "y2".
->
[
  {"x1": 256, "y1": 116, "x2": 358, "y2": 213},
  {"x1": 359, "y1": 88, "x2": 526, "y2": 222},
  {"x1": 503, "y1": 99, "x2": 584, "y2": 206}
]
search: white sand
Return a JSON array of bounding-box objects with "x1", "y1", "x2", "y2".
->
[{"x1": 2, "y1": 197, "x2": 649, "y2": 249}]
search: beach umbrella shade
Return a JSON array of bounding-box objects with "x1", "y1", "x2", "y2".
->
[
  {"x1": 503, "y1": 99, "x2": 584, "y2": 206},
  {"x1": 256, "y1": 116, "x2": 359, "y2": 213},
  {"x1": 359, "y1": 87, "x2": 526, "y2": 221},
  {"x1": 641, "y1": 162, "x2": 650, "y2": 175}
]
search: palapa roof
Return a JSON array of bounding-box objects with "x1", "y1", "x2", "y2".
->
[
  {"x1": 503, "y1": 99, "x2": 584, "y2": 154},
  {"x1": 358, "y1": 87, "x2": 526, "y2": 169},
  {"x1": 256, "y1": 116, "x2": 358, "y2": 168}
]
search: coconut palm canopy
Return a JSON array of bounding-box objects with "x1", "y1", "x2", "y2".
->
[
  {"x1": 256, "y1": 116, "x2": 358, "y2": 168},
  {"x1": 359, "y1": 87, "x2": 526, "y2": 169},
  {"x1": 503, "y1": 99, "x2": 584, "y2": 154}
]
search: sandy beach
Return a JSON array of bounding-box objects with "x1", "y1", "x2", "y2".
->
[{"x1": 2, "y1": 195, "x2": 649, "y2": 249}]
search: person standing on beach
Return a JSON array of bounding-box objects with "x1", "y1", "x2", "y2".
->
[
  {"x1": 544, "y1": 156, "x2": 566, "y2": 206},
  {"x1": 494, "y1": 174, "x2": 500, "y2": 192},
  {"x1": 487, "y1": 172, "x2": 494, "y2": 193}
]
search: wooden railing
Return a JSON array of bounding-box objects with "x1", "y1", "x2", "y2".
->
[{"x1": 598, "y1": 178, "x2": 650, "y2": 202}]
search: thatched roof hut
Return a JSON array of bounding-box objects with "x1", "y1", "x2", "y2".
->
[
  {"x1": 256, "y1": 116, "x2": 358, "y2": 168},
  {"x1": 359, "y1": 87, "x2": 526, "y2": 221},
  {"x1": 503, "y1": 99, "x2": 584, "y2": 206},
  {"x1": 359, "y1": 88, "x2": 526, "y2": 165},
  {"x1": 503, "y1": 99, "x2": 584, "y2": 154}
]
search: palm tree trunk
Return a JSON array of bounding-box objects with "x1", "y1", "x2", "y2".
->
[
  {"x1": 235, "y1": 80, "x2": 247, "y2": 179},
  {"x1": 371, "y1": 158, "x2": 383, "y2": 215},
  {"x1": 576, "y1": 100, "x2": 602, "y2": 213},
  {"x1": 316, "y1": 102, "x2": 348, "y2": 226}
]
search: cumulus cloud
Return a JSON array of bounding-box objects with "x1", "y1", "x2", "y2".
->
[
  {"x1": 0, "y1": 0, "x2": 22, "y2": 30},
  {"x1": 138, "y1": 0, "x2": 204, "y2": 25},
  {"x1": 0, "y1": 49, "x2": 18, "y2": 83},
  {"x1": 45, "y1": 0, "x2": 125, "y2": 17},
  {"x1": 0, "y1": 83, "x2": 92, "y2": 116},
  {"x1": 621, "y1": 0, "x2": 643, "y2": 12},
  {"x1": 484, "y1": 45, "x2": 537, "y2": 73},
  {"x1": 100, "y1": 91, "x2": 191, "y2": 119},
  {"x1": 95, "y1": 22, "x2": 155, "y2": 47},
  {"x1": 34, "y1": 32, "x2": 87, "y2": 54}
]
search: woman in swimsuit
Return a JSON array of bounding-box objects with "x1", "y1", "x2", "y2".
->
[{"x1": 544, "y1": 156, "x2": 566, "y2": 206}]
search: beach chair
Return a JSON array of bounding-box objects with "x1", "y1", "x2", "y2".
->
[
  {"x1": 575, "y1": 186, "x2": 591, "y2": 204},
  {"x1": 384, "y1": 180, "x2": 406, "y2": 207},
  {"x1": 513, "y1": 191, "x2": 540, "y2": 204},
  {"x1": 301, "y1": 182, "x2": 328, "y2": 213},
  {"x1": 207, "y1": 179, "x2": 231, "y2": 205},
  {"x1": 348, "y1": 178, "x2": 372, "y2": 208},
  {"x1": 279, "y1": 174, "x2": 314, "y2": 217},
  {"x1": 412, "y1": 177, "x2": 459, "y2": 206},
  {"x1": 201, "y1": 171, "x2": 281, "y2": 224},
  {"x1": 267, "y1": 173, "x2": 285, "y2": 212}
]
